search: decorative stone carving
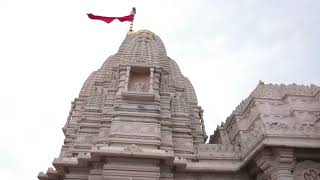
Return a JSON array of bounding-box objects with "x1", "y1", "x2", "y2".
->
[
  {"x1": 293, "y1": 161, "x2": 320, "y2": 180},
  {"x1": 75, "y1": 135, "x2": 98, "y2": 144},
  {"x1": 264, "y1": 121, "x2": 320, "y2": 136},
  {"x1": 255, "y1": 148, "x2": 295, "y2": 180},
  {"x1": 134, "y1": 82, "x2": 145, "y2": 92},
  {"x1": 123, "y1": 144, "x2": 143, "y2": 153},
  {"x1": 196, "y1": 144, "x2": 239, "y2": 153},
  {"x1": 110, "y1": 123, "x2": 161, "y2": 137},
  {"x1": 195, "y1": 144, "x2": 240, "y2": 158}
]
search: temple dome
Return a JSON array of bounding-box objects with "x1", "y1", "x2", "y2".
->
[
  {"x1": 116, "y1": 30, "x2": 168, "y2": 67},
  {"x1": 79, "y1": 30, "x2": 194, "y2": 101}
]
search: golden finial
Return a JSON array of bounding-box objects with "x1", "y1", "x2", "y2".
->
[{"x1": 259, "y1": 80, "x2": 265, "y2": 85}]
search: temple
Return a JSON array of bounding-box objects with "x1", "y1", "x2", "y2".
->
[{"x1": 38, "y1": 30, "x2": 320, "y2": 180}]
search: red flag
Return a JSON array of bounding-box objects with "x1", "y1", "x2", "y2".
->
[{"x1": 87, "y1": 8, "x2": 135, "y2": 24}]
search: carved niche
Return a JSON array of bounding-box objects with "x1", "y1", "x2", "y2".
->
[
  {"x1": 293, "y1": 160, "x2": 320, "y2": 180},
  {"x1": 123, "y1": 144, "x2": 143, "y2": 153},
  {"x1": 128, "y1": 66, "x2": 151, "y2": 93}
]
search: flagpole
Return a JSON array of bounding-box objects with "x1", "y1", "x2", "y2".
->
[
  {"x1": 129, "y1": 21, "x2": 134, "y2": 32},
  {"x1": 129, "y1": 7, "x2": 136, "y2": 32}
]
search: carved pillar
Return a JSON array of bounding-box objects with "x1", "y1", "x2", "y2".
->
[
  {"x1": 116, "y1": 65, "x2": 129, "y2": 96},
  {"x1": 199, "y1": 109, "x2": 208, "y2": 142},
  {"x1": 149, "y1": 67, "x2": 154, "y2": 93},
  {"x1": 254, "y1": 147, "x2": 295, "y2": 180},
  {"x1": 124, "y1": 66, "x2": 131, "y2": 91}
]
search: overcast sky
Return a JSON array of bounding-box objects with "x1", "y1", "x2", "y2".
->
[{"x1": 0, "y1": 0, "x2": 320, "y2": 179}]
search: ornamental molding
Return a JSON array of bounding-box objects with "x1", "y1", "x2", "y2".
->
[{"x1": 110, "y1": 123, "x2": 161, "y2": 137}]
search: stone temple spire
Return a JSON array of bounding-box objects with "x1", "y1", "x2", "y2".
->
[
  {"x1": 38, "y1": 30, "x2": 207, "y2": 180},
  {"x1": 38, "y1": 29, "x2": 320, "y2": 180}
]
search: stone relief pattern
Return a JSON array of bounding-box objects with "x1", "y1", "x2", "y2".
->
[
  {"x1": 265, "y1": 121, "x2": 320, "y2": 137},
  {"x1": 110, "y1": 123, "x2": 160, "y2": 137},
  {"x1": 303, "y1": 170, "x2": 320, "y2": 180},
  {"x1": 75, "y1": 135, "x2": 98, "y2": 145},
  {"x1": 293, "y1": 161, "x2": 320, "y2": 180},
  {"x1": 195, "y1": 144, "x2": 240, "y2": 158},
  {"x1": 123, "y1": 144, "x2": 143, "y2": 153}
]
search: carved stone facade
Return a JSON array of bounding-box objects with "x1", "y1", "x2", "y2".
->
[{"x1": 38, "y1": 30, "x2": 320, "y2": 180}]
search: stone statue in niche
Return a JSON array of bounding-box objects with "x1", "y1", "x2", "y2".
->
[
  {"x1": 134, "y1": 82, "x2": 145, "y2": 92},
  {"x1": 128, "y1": 67, "x2": 150, "y2": 92}
]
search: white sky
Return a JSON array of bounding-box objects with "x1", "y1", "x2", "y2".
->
[{"x1": 0, "y1": 0, "x2": 319, "y2": 179}]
